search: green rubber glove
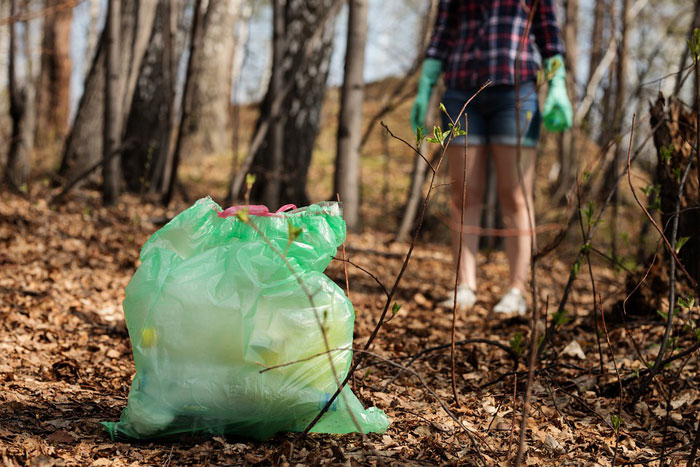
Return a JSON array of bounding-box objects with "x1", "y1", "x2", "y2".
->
[
  {"x1": 410, "y1": 58, "x2": 443, "y2": 133},
  {"x1": 542, "y1": 54, "x2": 573, "y2": 132}
]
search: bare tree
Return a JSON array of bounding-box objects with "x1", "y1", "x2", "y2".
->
[
  {"x1": 263, "y1": 0, "x2": 285, "y2": 208},
  {"x1": 84, "y1": 0, "x2": 100, "y2": 79},
  {"x1": 5, "y1": 0, "x2": 35, "y2": 190},
  {"x1": 163, "y1": 0, "x2": 205, "y2": 204},
  {"x1": 179, "y1": 0, "x2": 241, "y2": 157},
  {"x1": 102, "y1": 0, "x2": 122, "y2": 204},
  {"x1": 586, "y1": 0, "x2": 607, "y2": 102},
  {"x1": 553, "y1": 0, "x2": 579, "y2": 202},
  {"x1": 36, "y1": 0, "x2": 72, "y2": 145},
  {"x1": 605, "y1": 0, "x2": 631, "y2": 257},
  {"x1": 151, "y1": 0, "x2": 179, "y2": 195},
  {"x1": 245, "y1": 0, "x2": 337, "y2": 207},
  {"x1": 334, "y1": 0, "x2": 368, "y2": 231},
  {"x1": 59, "y1": 0, "x2": 158, "y2": 184},
  {"x1": 121, "y1": 0, "x2": 183, "y2": 195},
  {"x1": 229, "y1": 0, "x2": 255, "y2": 194},
  {"x1": 563, "y1": 0, "x2": 579, "y2": 105}
]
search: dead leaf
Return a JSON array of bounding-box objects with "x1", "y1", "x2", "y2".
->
[
  {"x1": 413, "y1": 293, "x2": 432, "y2": 307},
  {"x1": 562, "y1": 340, "x2": 586, "y2": 360},
  {"x1": 414, "y1": 426, "x2": 431, "y2": 437},
  {"x1": 46, "y1": 430, "x2": 75, "y2": 444},
  {"x1": 671, "y1": 391, "x2": 695, "y2": 409},
  {"x1": 544, "y1": 433, "x2": 564, "y2": 454}
]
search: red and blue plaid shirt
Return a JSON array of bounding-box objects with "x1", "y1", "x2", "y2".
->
[{"x1": 426, "y1": 0, "x2": 565, "y2": 88}]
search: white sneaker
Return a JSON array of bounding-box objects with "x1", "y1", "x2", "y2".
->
[
  {"x1": 439, "y1": 284, "x2": 477, "y2": 309},
  {"x1": 493, "y1": 288, "x2": 527, "y2": 315}
]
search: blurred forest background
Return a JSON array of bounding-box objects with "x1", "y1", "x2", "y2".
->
[
  {"x1": 0, "y1": 0, "x2": 697, "y2": 230},
  {"x1": 2, "y1": 0, "x2": 700, "y2": 464}
]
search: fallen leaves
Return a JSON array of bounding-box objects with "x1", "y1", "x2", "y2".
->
[{"x1": 1, "y1": 188, "x2": 698, "y2": 465}]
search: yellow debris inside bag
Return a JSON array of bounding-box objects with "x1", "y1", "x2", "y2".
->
[{"x1": 140, "y1": 327, "x2": 157, "y2": 348}]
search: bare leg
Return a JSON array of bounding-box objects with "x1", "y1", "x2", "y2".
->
[
  {"x1": 446, "y1": 144, "x2": 488, "y2": 291},
  {"x1": 491, "y1": 144, "x2": 536, "y2": 293}
]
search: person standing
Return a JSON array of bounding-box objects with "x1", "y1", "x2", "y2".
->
[{"x1": 410, "y1": 0, "x2": 573, "y2": 315}]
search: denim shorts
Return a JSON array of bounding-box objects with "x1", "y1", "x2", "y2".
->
[{"x1": 440, "y1": 82, "x2": 541, "y2": 147}]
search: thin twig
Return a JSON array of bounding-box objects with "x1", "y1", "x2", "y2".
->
[
  {"x1": 538, "y1": 113, "x2": 664, "y2": 358},
  {"x1": 450, "y1": 112, "x2": 469, "y2": 407},
  {"x1": 506, "y1": 374, "x2": 518, "y2": 461},
  {"x1": 302, "y1": 84, "x2": 488, "y2": 429},
  {"x1": 626, "y1": 119, "x2": 698, "y2": 291},
  {"x1": 514, "y1": 0, "x2": 539, "y2": 464},
  {"x1": 577, "y1": 178, "x2": 606, "y2": 377},
  {"x1": 689, "y1": 421, "x2": 700, "y2": 466},
  {"x1": 620, "y1": 443, "x2": 694, "y2": 466},
  {"x1": 51, "y1": 142, "x2": 133, "y2": 204},
  {"x1": 599, "y1": 296, "x2": 623, "y2": 465},
  {"x1": 239, "y1": 215, "x2": 369, "y2": 445},
  {"x1": 357, "y1": 348, "x2": 493, "y2": 461},
  {"x1": 515, "y1": 294, "x2": 543, "y2": 465},
  {"x1": 380, "y1": 123, "x2": 435, "y2": 173},
  {"x1": 331, "y1": 257, "x2": 390, "y2": 298},
  {"x1": 600, "y1": 341, "x2": 700, "y2": 396},
  {"x1": 302, "y1": 92, "x2": 491, "y2": 466},
  {"x1": 440, "y1": 81, "x2": 492, "y2": 409},
  {"x1": 382, "y1": 338, "x2": 520, "y2": 390},
  {"x1": 337, "y1": 194, "x2": 351, "y2": 300},
  {"x1": 258, "y1": 347, "x2": 352, "y2": 373}
]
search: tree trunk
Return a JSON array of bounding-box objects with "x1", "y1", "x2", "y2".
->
[
  {"x1": 334, "y1": 0, "x2": 368, "y2": 232},
  {"x1": 227, "y1": 0, "x2": 255, "y2": 202},
  {"x1": 586, "y1": 0, "x2": 606, "y2": 96},
  {"x1": 121, "y1": 0, "x2": 183, "y2": 194},
  {"x1": 247, "y1": 0, "x2": 336, "y2": 208},
  {"x1": 563, "y1": 0, "x2": 579, "y2": 104},
  {"x1": 152, "y1": 0, "x2": 179, "y2": 195},
  {"x1": 596, "y1": 0, "x2": 618, "y2": 150},
  {"x1": 163, "y1": 0, "x2": 205, "y2": 205},
  {"x1": 620, "y1": 95, "x2": 699, "y2": 317},
  {"x1": 606, "y1": 0, "x2": 631, "y2": 257},
  {"x1": 554, "y1": 0, "x2": 579, "y2": 203},
  {"x1": 36, "y1": 0, "x2": 72, "y2": 145},
  {"x1": 178, "y1": 0, "x2": 240, "y2": 157},
  {"x1": 103, "y1": 0, "x2": 122, "y2": 205},
  {"x1": 263, "y1": 0, "x2": 286, "y2": 207},
  {"x1": 0, "y1": 1, "x2": 7, "y2": 158},
  {"x1": 612, "y1": 0, "x2": 630, "y2": 142},
  {"x1": 652, "y1": 96, "x2": 700, "y2": 284},
  {"x1": 84, "y1": 0, "x2": 100, "y2": 79},
  {"x1": 59, "y1": 0, "x2": 158, "y2": 185},
  {"x1": 5, "y1": 0, "x2": 35, "y2": 190}
]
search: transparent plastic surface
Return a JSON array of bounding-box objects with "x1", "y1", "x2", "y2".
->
[{"x1": 102, "y1": 198, "x2": 389, "y2": 440}]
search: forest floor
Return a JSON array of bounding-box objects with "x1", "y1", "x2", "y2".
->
[
  {"x1": 2, "y1": 77, "x2": 699, "y2": 466},
  {"x1": 2, "y1": 182, "x2": 699, "y2": 466}
]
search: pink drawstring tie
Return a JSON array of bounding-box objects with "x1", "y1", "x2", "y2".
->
[{"x1": 217, "y1": 204, "x2": 297, "y2": 219}]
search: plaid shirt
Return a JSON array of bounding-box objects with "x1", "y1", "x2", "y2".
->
[{"x1": 426, "y1": 0, "x2": 565, "y2": 88}]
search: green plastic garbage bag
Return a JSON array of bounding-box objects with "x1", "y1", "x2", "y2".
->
[{"x1": 102, "y1": 198, "x2": 389, "y2": 440}]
